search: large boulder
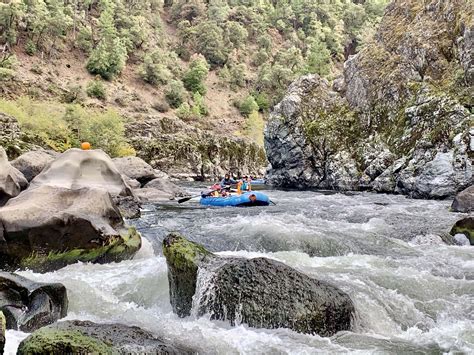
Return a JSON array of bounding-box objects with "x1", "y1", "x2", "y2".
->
[
  {"x1": 0, "y1": 185, "x2": 141, "y2": 271},
  {"x1": 31, "y1": 149, "x2": 133, "y2": 196},
  {"x1": 0, "y1": 147, "x2": 28, "y2": 206},
  {"x1": 135, "y1": 178, "x2": 188, "y2": 202},
  {"x1": 0, "y1": 148, "x2": 142, "y2": 271},
  {"x1": 450, "y1": 217, "x2": 474, "y2": 245},
  {"x1": 163, "y1": 233, "x2": 355, "y2": 336},
  {"x1": 11, "y1": 150, "x2": 58, "y2": 182},
  {"x1": 451, "y1": 185, "x2": 474, "y2": 213},
  {"x1": 17, "y1": 320, "x2": 194, "y2": 354},
  {"x1": 0, "y1": 272, "x2": 67, "y2": 332},
  {"x1": 112, "y1": 156, "x2": 166, "y2": 186}
]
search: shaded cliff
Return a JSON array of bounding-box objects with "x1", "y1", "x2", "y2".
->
[{"x1": 265, "y1": 0, "x2": 473, "y2": 198}]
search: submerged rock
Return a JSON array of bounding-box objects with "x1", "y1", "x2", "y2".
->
[
  {"x1": 450, "y1": 217, "x2": 474, "y2": 246},
  {"x1": 0, "y1": 149, "x2": 142, "y2": 271},
  {"x1": 451, "y1": 185, "x2": 474, "y2": 213},
  {"x1": 0, "y1": 272, "x2": 67, "y2": 332},
  {"x1": 0, "y1": 147, "x2": 28, "y2": 206},
  {"x1": 163, "y1": 233, "x2": 355, "y2": 336},
  {"x1": 17, "y1": 320, "x2": 194, "y2": 355},
  {"x1": 10, "y1": 150, "x2": 58, "y2": 182}
]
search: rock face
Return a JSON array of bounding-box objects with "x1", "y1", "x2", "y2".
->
[
  {"x1": 265, "y1": 0, "x2": 473, "y2": 198},
  {"x1": 0, "y1": 149, "x2": 141, "y2": 271},
  {"x1": 451, "y1": 185, "x2": 474, "y2": 212},
  {"x1": 450, "y1": 217, "x2": 474, "y2": 245},
  {"x1": 17, "y1": 320, "x2": 194, "y2": 355},
  {"x1": 129, "y1": 116, "x2": 267, "y2": 181},
  {"x1": 0, "y1": 147, "x2": 28, "y2": 206},
  {"x1": 163, "y1": 233, "x2": 354, "y2": 336},
  {"x1": 11, "y1": 150, "x2": 58, "y2": 182},
  {"x1": 0, "y1": 113, "x2": 35, "y2": 159},
  {"x1": 0, "y1": 272, "x2": 67, "y2": 332}
]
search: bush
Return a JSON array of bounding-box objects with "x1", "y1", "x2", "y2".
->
[
  {"x1": 165, "y1": 80, "x2": 186, "y2": 108},
  {"x1": 86, "y1": 80, "x2": 107, "y2": 100},
  {"x1": 140, "y1": 52, "x2": 172, "y2": 86},
  {"x1": 0, "y1": 68, "x2": 14, "y2": 81},
  {"x1": 152, "y1": 100, "x2": 170, "y2": 113},
  {"x1": 0, "y1": 97, "x2": 134, "y2": 157},
  {"x1": 25, "y1": 40, "x2": 37, "y2": 56},
  {"x1": 63, "y1": 85, "x2": 85, "y2": 104},
  {"x1": 192, "y1": 92, "x2": 208, "y2": 116},
  {"x1": 175, "y1": 102, "x2": 194, "y2": 121},
  {"x1": 182, "y1": 56, "x2": 209, "y2": 95},
  {"x1": 254, "y1": 92, "x2": 270, "y2": 111},
  {"x1": 238, "y1": 95, "x2": 259, "y2": 116}
]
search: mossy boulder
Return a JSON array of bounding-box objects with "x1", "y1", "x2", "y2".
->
[
  {"x1": 450, "y1": 217, "x2": 474, "y2": 245},
  {"x1": 163, "y1": 232, "x2": 213, "y2": 317},
  {"x1": 0, "y1": 272, "x2": 67, "y2": 332},
  {"x1": 17, "y1": 320, "x2": 195, "y2": 354},
  {"x1": 0, "y1": 185, "x2": 141, "y2": 272},
  {"x1": 163, "y1": 233, "x2": 355, "y2": 336}
]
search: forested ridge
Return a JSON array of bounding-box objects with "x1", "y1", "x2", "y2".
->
[{"x1": 0, "y1": 0, "x2": 387, "y2": 157}]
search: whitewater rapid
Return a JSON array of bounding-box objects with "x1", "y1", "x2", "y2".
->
[{"x1": 5, "y1": 189, "x2": 474, "y2": 354}]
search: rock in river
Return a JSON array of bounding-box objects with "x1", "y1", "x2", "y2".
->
[
  {"x1": 10, "y1": 150, "x2": 58, "y2": 182},
  {"x1": 17, "y1": 320, "x2": 194, "y2": 354},
  {"x1": 163, "y1": 233, "x2": 355, "y2": 336},
  {"x1": 0, "y1": 272, "x2": 67, "y2": 332},
  {"x1": 451, "y1": 185, "x2": 474, "y2": 213},
  {"x1": 0, "y1": 149, "x2": 141, "y2": 271},
  {"x1": 0, "y1": 147, "x2": 28, "y2": 207},
  {"x1": 450, "y1": 217, "x2": 474, "y2": 246}
]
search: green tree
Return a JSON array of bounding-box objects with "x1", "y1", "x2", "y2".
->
[
  {"x1": 304, "y1": 39, "x2": 331, "y2": 76},
  {"x1": 226, "y1": 21, "x2": 248, "y2": 49},
  {"x1": 193, "y1": 21, "x2": 227, "y2": 66},
  {"x1": 86, "y1": 2, "x2": 127, "y2": 80},
  {"x1": 182, "y1": 56, "x2": 209, "y2": 95},
  {"x1": 238, "y1": 95, "x2": 259, "y2": 116},
  {"x1": 165, "y1": 79, "x2": 186, "y2": 108}
]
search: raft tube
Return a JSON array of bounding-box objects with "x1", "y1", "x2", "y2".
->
[
  {"x1": 200, "y1": 191, "x2": 270, "y2": 207},
  {"x1": 250, "y1": 179, "x2": 266, "y2": 185}
]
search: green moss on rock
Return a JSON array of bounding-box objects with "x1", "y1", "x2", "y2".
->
[
  {"x1": 450, "y1": 217, "x2": 474, "y2": 245},
  {"x1": 19, "y1": 226, "x2": 142, "y2": 272},
  {"x1": 17, "y1": 328, "x2": 113, "y2": 355}
]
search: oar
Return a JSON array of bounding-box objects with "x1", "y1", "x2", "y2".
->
[
  {"x1": 177, "y1": 194, "x2": 200, "y2": 204},
  {"x1": 270, "y1": 200, "x2": 277, "y2": 205}
]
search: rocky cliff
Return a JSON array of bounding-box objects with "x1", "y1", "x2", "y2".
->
[
  {"x1": 129, "y1": 115, "x2": 267, "y2": 180},
  {"x1": 265, "y1": 0, "x2": 473, "y2": 198}
]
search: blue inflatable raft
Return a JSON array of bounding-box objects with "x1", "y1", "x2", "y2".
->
[{"x1": 200, "y1": 191, "x2": 270, "y2": 207}]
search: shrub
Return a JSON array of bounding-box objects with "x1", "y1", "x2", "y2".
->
[
  {"x1": 152, "y1": 100, "x2": 170, "y2": 113},
  {"x1": 25, "y1": 40, "x2": 37, "y2": 56},
  {"x1": 0, "y1": 97, "x2": 134, "y2": 157},
  {"x1": 182, "y1": 56, "x2": 209, "y2": 95},
  {"x1": 244, "y1": 110, "x2": 264, "y2": 146},
  {"x1": 63, "y1": 85, "x2": 85, "y2": 104},
  {"x1": 176, "y1": 102, "x2": 194, "y2": 121},
  {"x1": 0, "y1": 68, "x2": 14, "y2": 81},
  {"x1": 86, "y1": 80, "x2": 107, "y2": 100},
  {"x1": 254, "y1": 92, "x2": 270, "y2": 111},
  {"x1": 238, "y1": 95, "x2": 259, "y2": 116},
  {"x1": 192, "y1": 92, "x2": 208, "y2": 116},
  {"x1": 165, "y1": 80, "x2": 186, "y2": 108},
  {"x1": 140, "y1": 52, "x2": 172, "y2": 86}
]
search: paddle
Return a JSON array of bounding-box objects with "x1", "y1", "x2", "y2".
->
[{"x1": 177, "y1": 194, "x2": 202, "y2": 204}]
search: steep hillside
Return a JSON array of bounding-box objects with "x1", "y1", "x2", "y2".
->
[
  {"x1": 0, "y1": 0, "x2": 388, "y2": 178},
  {"x1": 265, "y1": 0, "x2": 473, "y2": 198}
]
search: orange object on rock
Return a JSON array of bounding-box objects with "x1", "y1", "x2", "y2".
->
[{"x1": 81, "y1": 142, "x2": 91, "y2": 150}]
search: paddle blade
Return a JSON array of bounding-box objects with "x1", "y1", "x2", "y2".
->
[{"x1": 178, "y1": 196, "x2": 193, "y2": 204}]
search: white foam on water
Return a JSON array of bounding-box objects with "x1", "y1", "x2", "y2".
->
[{"x1": 5, "y1": 190, "x2": 473, "y2": 354}]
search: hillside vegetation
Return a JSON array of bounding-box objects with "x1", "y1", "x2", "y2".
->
[{"x1": 0, "y1": 0, "x2": 388, "y2": 176}]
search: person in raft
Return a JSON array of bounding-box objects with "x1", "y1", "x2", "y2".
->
[
  {"x1": 241, "y1": 176, "x2": 252, "y2": 191},
  {"x1": 220, "y1": 173, "x2": 237, "y2": 187}
]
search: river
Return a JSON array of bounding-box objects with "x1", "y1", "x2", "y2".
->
[{"x1": 5, "y1": 186, "x2": 474, "y2": 354}]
